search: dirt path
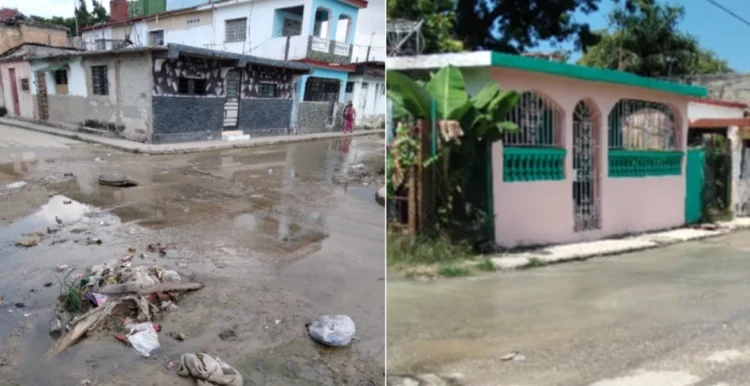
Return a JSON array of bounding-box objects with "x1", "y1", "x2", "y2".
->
[{"x1": 0, "y1": 128, "x2": 385, "y2": 386}]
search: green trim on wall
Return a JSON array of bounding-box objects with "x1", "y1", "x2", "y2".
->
[
  {"x1": 490, "y1": 52, "x2": 707, "y2": 98},
  {"x1": 503, "y1": 147, "x2": 566, "y2": 182},
  {"x1": 608, "y1": 150, "x2": 684, "y2": 178}
]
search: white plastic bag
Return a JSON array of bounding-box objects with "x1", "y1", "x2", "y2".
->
[
  {"x1": 126, "y1": 322, "x2": 160, "y2": 357},
  {"x1": 162, "y1": 270, "x2": 181, "y2": 283}
]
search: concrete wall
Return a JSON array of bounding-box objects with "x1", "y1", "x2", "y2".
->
[
  {"x1": 297, "y1": 101, "x2": 341, "y2": 133},
  {"x1": 310, "y1": 0, "x2": 358, "y2": 44},
  {"x1": 152, "y1": 96, "x2": 224, "y2": 143},
  {"x1": 676, "y1": 74, "x2": 750, "y2": 105},
  {"x1": 479, "y1": 67, "x2": 691, "y2": 248},
  {"x1": 148, "y1": 10, "x2": 213, "y2": 47},
  {"x1": 347, "y1": 74, "x2": 384, "y2": 125},
  {"x1": 0, "y1": 61, "x2": 33, "y2": 119},
  {"x1": 237, "y1": 99, "x2": 293, "y2": 136},
  {"x1": 210, "y1": 0, "x2": 305, "y2": 53},
  {"x1": 31, "y1": 53, "x2": 153, "y2": 142},
  {"x1": 0, "y1": 23, "x2": 69, "y2": 55}
]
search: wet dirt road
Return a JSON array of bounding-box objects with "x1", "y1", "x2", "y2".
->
[
  {"x1": 388, "y1": 231, "x2": 750, "y2": 386},
  {"x1": 0, "y1": 126, "x2": 385, "y2": 385}
]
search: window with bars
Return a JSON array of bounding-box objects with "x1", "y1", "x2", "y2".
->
[
  {"x1": 257, "y1": 83, "x2": 277, "y2": 98},
  {"x1": 345, "y1": 82, "x2": 353, "y2": 93},
  {"x1": 20, "y1": 78, "x2": 29, "y2": 91},
  {"x1": 94, "y1": 39, "x2": 105, "y2": 50},
  {"x1": 282, "y1": 18, "x2": 301, "y2": 36},
  {"x1": 178, "y1": 77, "x2": 207, "y2": 96},
  {"x1": 149, "y1": 30, "x2": 164, "y2": 46},
  {"x1": 91, "y1": 65, "x2": 108, "y2": 95},
  {"x1": 225, "y1": 18, "x2": 247, "y2": 42}
]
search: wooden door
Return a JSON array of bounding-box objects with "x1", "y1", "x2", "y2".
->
[{"x1": 8, "y1": 68, "x2": 19, "y2": 116}]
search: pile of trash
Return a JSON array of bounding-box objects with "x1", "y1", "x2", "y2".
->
[{"x1": 48, "y1": 258, "x2": 203, "y2": 357}]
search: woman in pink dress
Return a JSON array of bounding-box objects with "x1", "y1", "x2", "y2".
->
[{"x1": 343, "y1": 101, "x2": 356, "y2": 133}]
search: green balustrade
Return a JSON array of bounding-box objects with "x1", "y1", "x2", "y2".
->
[
  {"x1": 503, "y1": 147, "x2": 566, "y2": 182},
  {"x1": 608, "y1": 150, "x2": 683, "y2": 177}
]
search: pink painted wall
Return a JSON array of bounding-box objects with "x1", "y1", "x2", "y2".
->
[
  {"x1": 0, "y1": 61, "x2": 35, "y2": 119},
  {"x1": 489, "y1": 67, "x2": 689, "y2": 248}
]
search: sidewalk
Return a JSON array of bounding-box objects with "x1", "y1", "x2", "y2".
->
[
  {"x1": 0, "y1": 117, "x2": 383, "y2": 155},
  {"x1": 490, "y1": 218, "x2": 750, "y2": 270}
]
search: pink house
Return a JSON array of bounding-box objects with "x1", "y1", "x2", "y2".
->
[{"x1": 388, "y1": 52, "x2": 708, "y2": 248}]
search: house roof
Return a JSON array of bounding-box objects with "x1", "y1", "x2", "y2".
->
[
  {"x1": 0, "y1": 43, "x2": 81, "y2": 63},
  {"x1": 28, "y1": 43, "x2": 311, "y2": 72},
  {"x1": 690, "y1": 118, "x2": 750, "y2": 128},
  {"x1": 387, "y1": 51, "x2": 708, "y2": 98},
  {"x1": 688, "y1": 97, "x2": 747, "y2": 110}
]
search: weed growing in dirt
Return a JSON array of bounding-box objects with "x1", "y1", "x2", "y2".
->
[
  {"x1": 476, "y1": 259, "x2": 496, "y2": 272},
  {"x1": 56, "y1": 269, "x2": 84, "y2": 313},
  {"x1": 526, "y1": 258, "x2": 549, "y2": 268},
  {"x1": 387, "y1": 232, "x2": 473, "y2": 266},
  {"x1": 438, "y1": 265, "x2": 471, "y2": 277}
]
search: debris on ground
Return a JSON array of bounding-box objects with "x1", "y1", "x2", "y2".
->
[
  {"x1": 86, "y1": 237, "x2": 103, "y2": 245},
  {"x1": 14, "y1": 303, "x2": 25, "y2": 308},
  {"x1": 5, "y1": 181, "x2": 27, "y2": 189},
  {"x1": 121, "y1": 255, "x2": 133, "y2": 262},
  {"x1": 55, "y1": 264, "x2": 70, "y2": 272},
  {"x1": 177, "y1": 352, "x2": 243, "y2": 386},
  {"x1": 98, "y1": 173, "x2": 138, "y2": 187},
  {"x1": 55, "y1": 216, "x2": 63, "y2": 225},
  {"x1": 44, "y1": 282, "x2": 53, "y2": 287},
  {"x1": 125, "y1": 322, "x2": 161, "y2": 357},
  {"x1": 218, "y1": 325, "x2": 237, "y2": 341},
  {"x1": 306, "y1": 315, "x2": 356, "y2": 347},
  {"x1": 169, "y1": 332, "x2": 186, "y2": 341},
  {"x1": 49, "y1": 317, "x2": 63, "y2": 338},
  {"x1": 16, "y1": 235, "x2": 42, "y2": 248},
  {"x1": 146, "y1": 243, "x2": 168, "y2": 256},
  {"x1": 63, "y1": 200, "x2": 72, "y2": 205},
  {"x1": 47, "y1": 225, "x2": 60, "y2": 234},
  {"x1": 46, "y1": 259, "x2": 203, "y2": 357},
  {"x1": 500, "y1": 351, "x2": 526, "y2": 362}
]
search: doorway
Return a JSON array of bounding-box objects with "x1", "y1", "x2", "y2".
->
[
  {"x1": 223, "y1": 70, "x2": 240, "y2": 130},
  {"x1": 35, "y1": 71, "x2": 49, "y2": 120},
  {"x1": 8, "y1": 68, "x2": 20, "y2": 116}
]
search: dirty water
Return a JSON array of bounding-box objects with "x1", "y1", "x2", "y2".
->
[
  {"x1": 388, "y1": 231, "x2": 750, "y2": 385},
  {"x1": 0, "y1": 135, "x2": 385, "y2": 385}
]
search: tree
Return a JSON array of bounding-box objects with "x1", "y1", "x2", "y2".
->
[
  {"x1": 578, "y1": 0, "x2": 731, "y2": 76},
  {"x1": 387, "y1": 0, "x2": 464, "y2": 54},
  {"x1": 75, "y1": 0, "x2": 92, "y2": 30},
  {"x1": 30, "y1": 0, "x2": 110, "y2": 36},
  {"x1": 91, "y1": 0, "x2": 109, "y2": 24}
]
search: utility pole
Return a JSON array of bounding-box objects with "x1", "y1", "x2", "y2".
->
[{"x1": 365, "y1": 30, "x2": 375, "y2": 62}]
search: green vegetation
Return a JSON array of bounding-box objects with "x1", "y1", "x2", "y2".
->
[
  {"x1": 56, "y1": 269, "x2": 84, "y2": 313},
  {"x1": 438, "y1": 265, "x2": 472, "y2": 278},
  {"x1": 526, "y1": 258, "x2": 549, "y2": 268},
  {"x1": 29, "y1": 0, "x2": 109, "y2": 36},
  {"x1": 387, "y1": 232, "x2": 473, "y2": 266},
  {"x1": 476, "y1": 259, "x2": 496, "y2": 272}
]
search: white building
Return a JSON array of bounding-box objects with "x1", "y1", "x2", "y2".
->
[
  {"x1": 344, "y1": 61, "x2": 384, "y2": 126},
  {"x1": 80, "y1": 0, "x2": 369, "y2": 103}
]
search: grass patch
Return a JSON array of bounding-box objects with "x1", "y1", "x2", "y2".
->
[
  {"x1": 387, "y1": 232, "x2": 473, "y2": 266},
  {"x1": 526, "y1": 257, "x2": 549, "y2": 268},
  {"x1": 476, "y1": 259, "x2": 496, "y2": 272},
  {"x1": 56, "y1": 269, "x2": 85, "y2": 314},
  {"x1": 438, "y1": 265, "x2": 471, "y2": 277}
]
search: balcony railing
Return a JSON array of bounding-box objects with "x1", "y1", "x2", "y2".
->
[
  {"x1": 311, "y1": 36, "x2": 330, "y2": 53},
  {"x1": 333, "y1": 41, "x2": 350, "y2": 56}
]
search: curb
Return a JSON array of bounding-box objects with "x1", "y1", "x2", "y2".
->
[
  {"x1": 1, "y1": 118, "x2": 384, "y2": 155},
  {"x1": 490, "y1": 223, "x2": 750, "y2": 271}
]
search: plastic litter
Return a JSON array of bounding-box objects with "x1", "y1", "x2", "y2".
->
[
  {"x1": 126, "y1": 322, "x2": 160, "y2": 357},
  {"x1": 84, "y1": 293, "x2": 108, "y2": 307},
  {"x1": 162, "y1": 270, "x2": 181, "y2": 283},
  {"x1": 306, "y1": 315, "x2": 356, "y2": 347},
  {"x1": 177, "y1": 352, "x2": 243, "y2": 386},
  {"x1": 5, "y1": 181, "x2": 26, "y2": 189}
]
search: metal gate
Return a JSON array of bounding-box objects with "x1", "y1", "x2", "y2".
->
[
  {"x1": 223, "y1": 70, "x2": 240, "y2": 129},
  {"x1": 685, "y1": 148, "x2": 705, "y2": 223},
  {"x1": 572, "y1": 100, "x2": 600, "y2": 231}
]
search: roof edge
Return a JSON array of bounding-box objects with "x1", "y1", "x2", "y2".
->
[{"x1": 688, "y1": 97, "x2": 747, "y2": 110}]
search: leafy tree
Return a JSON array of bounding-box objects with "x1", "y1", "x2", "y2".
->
[
  {"x1": 29, "y1": 0, "x2": 110, "y2": 36},
  {"x1": 578, "y1": 0, "x2": 731, "y2": 76},
  {"x1": 91, "y1": 0, "x2": 109, "y2": 24},
  {"x1": 387, "y1": 0, "x2": 464, "y2": 53}
]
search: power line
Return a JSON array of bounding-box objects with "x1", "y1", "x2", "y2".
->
[{"x1": 704, "y1": 0, "x2": 750, "y2": 28}]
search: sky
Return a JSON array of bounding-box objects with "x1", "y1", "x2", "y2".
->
[
  {"x1": 534, "y1": 0, "x2": 750, "y2": 72},
  {"x1": 0, "y1": 0, "x2": 386, "y2": 62}
]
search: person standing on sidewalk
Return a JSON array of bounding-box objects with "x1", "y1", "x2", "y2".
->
[{"x1": 343, "y1": 101, "x2": 356, "y2": 133}]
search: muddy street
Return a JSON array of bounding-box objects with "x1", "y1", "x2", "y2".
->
[
  {"x1": 0, "y1": 126, "x2": 385, "y2": 386},
  {"x1": 387, "y1": 231, "x2": 750, "y2": 386}
]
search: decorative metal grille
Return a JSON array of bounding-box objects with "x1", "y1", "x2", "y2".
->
[
  {"x1": 303, "y1": 77, "x2": 340, "y2": 102},
  {"x1": 257, "y1": 83, "x2": 278, "y2": 98},
  {"x1": 572, "y1": 100, "x2": 600, "y2": 231},
  {"x1": 225, "y1": 18, "x2": 247, "y2": 43},
  {"x1": 608, "y1": 99, "x2": 676, "y2": 150},
  {"x1": 149, "y1": 30, "x2": 164, "y2": 46},
  {"x1": 91, "y1": 65, "x2": 108, "y2": 96},
  {"x1": 504, "y1": 91, "x2": 563, "y2": 147}
]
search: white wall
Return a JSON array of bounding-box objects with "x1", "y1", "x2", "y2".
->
[
  {"x1": 348, "y1": 74, "x2": 384, "y2": 124},
  {"x1": 30, "y1": 58, "x2": 88, "y2": 98},
  {"x1": 688, "y1": 101, "x2": 745, "y2": 121}
]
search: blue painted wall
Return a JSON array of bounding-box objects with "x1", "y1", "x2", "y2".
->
[
  {"x1": 273, "y1": 10, "x2": 303, "y2": 38},
  {"x1": 296, "y1": 67, "x2": 350, "y2": 103},
  {"x1": 310, "y1": 0, "x2": 359, "y2": 44}
]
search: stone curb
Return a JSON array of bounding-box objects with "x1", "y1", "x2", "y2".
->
[
  {"x1": 490, "y1": 223, "x2": 750, "y2": 271},
  {"x1": 0, "y1": 117, "x2": 384, "y2": 155}
]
